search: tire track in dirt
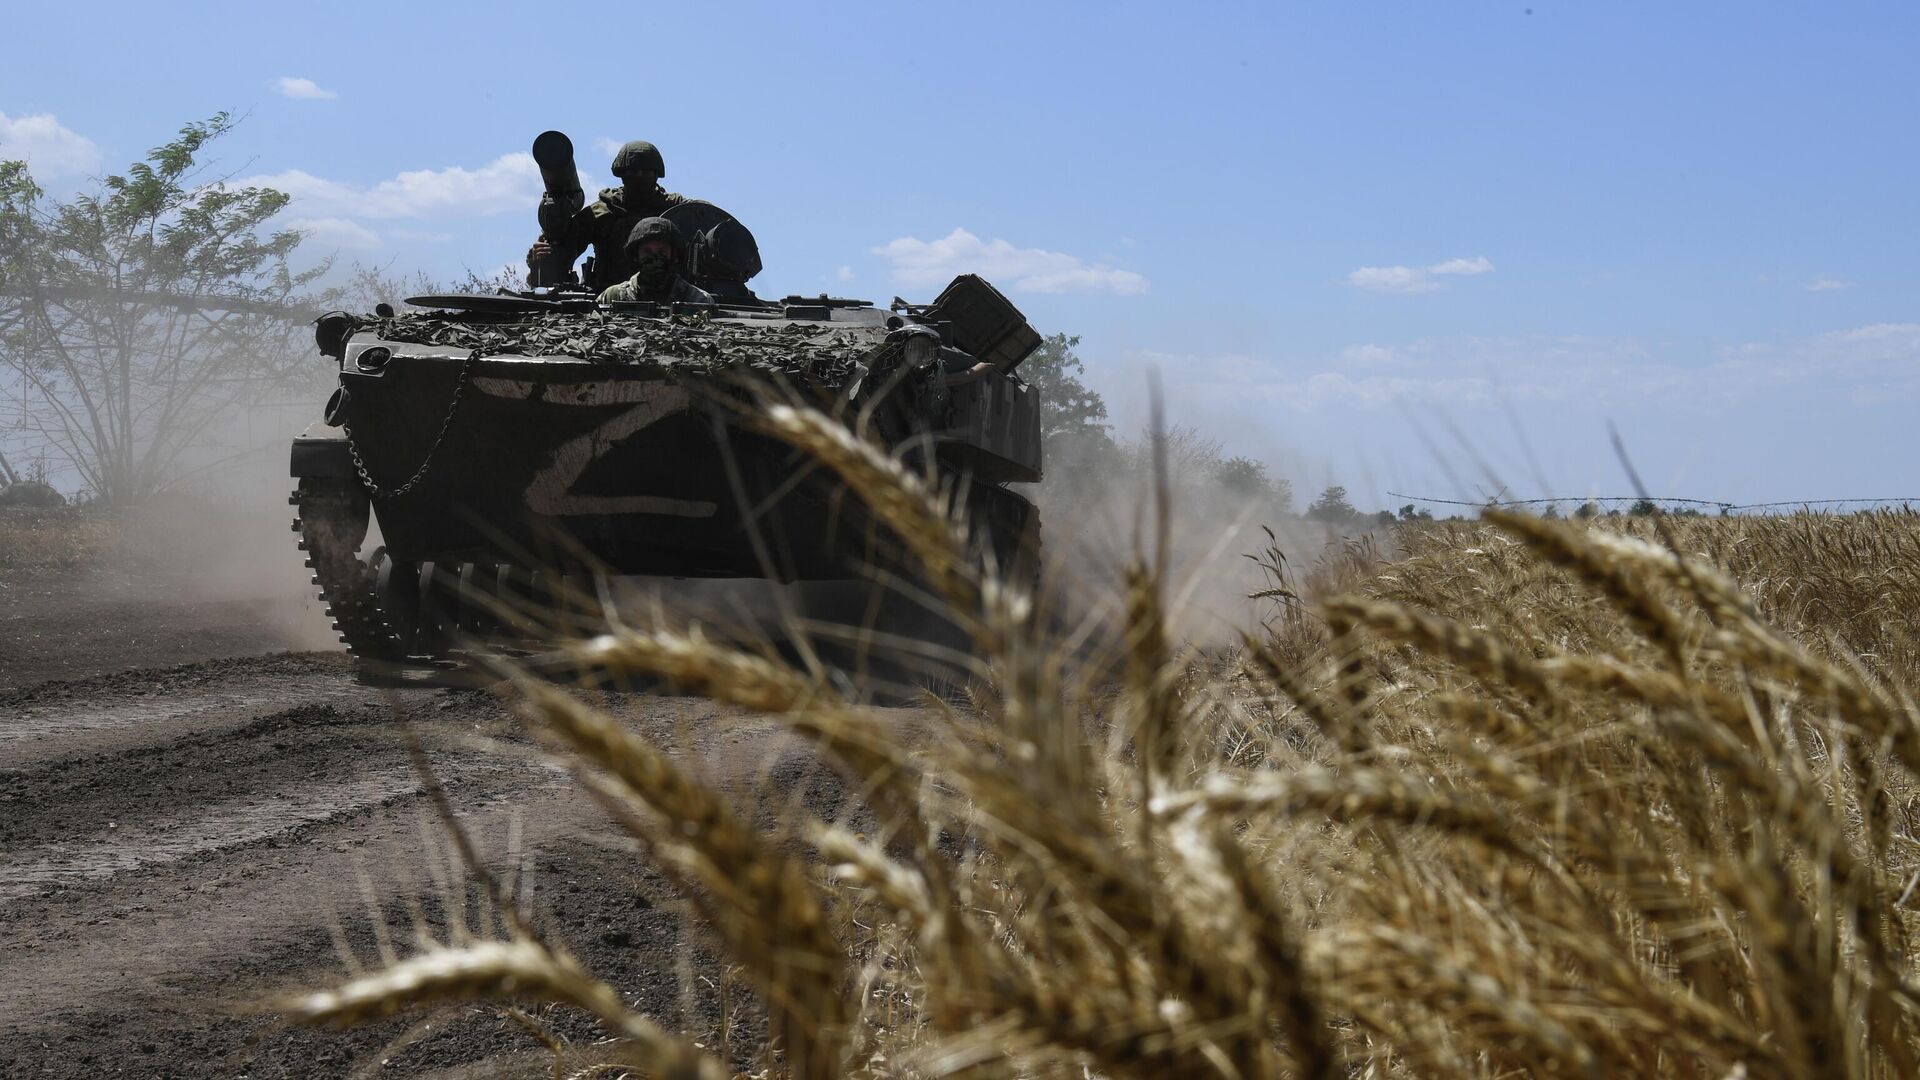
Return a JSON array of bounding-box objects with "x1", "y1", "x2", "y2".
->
[
  {"x1": 0, "y1": 653, "x2": 364, "y2": 769},
  {"x1": 0, "y1": 651, "x2": 859, "y2": 1078},
  {"x1": 0, "y1": 769, "x2": 421, "y2": 901},
  {"x1": 0, "y1": 664, "x2": 573, "y2": 1031}
]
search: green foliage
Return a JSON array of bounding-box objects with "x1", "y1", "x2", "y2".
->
[
  {"x1": 339, "y1": 262, "x2": 525, "y2": 314},
  {"x1": 1628, "y1": 498, "x2": 1660, "y2": 517},
  {"x1": 1306, "y1": 485, "x2": 1358, "y2": 524},
  {"x1": 1215, "y1": 456, "x2": 1294, "y2": 514},
  {"x1": 1021, "y1": 332, "x2": 1112, "y2": 452},
  {"x1": 1215, "y1": 454, "x2": 1265, "y2": 492},
  {"x1": 1022, "y1": 332, "x2": 1311, "y2": 522},
  {"x1": 0, "y1": 114, "x2": 321, "y2": 502}
]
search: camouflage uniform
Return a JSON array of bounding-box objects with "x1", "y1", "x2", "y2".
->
[
  {"x1": 596, "y1": 216, "x2": 715, "y2": 305},
  {"x1": 531, "y1": 184, "x2": 687, "y2": 290},
  {"x1": 528, "y1": 140, "x2": 688, "y2": 290},
  {"x1": 597, "y1": 274, "x2": 715, "y2": 305}
]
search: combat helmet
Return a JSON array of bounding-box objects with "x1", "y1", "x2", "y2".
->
[
  {"x1": 624, "y1": 216, "x2": 687, "y2": 261},
  {"x1": 610, "y1": 140, "x2": 666, "y2": 179}
]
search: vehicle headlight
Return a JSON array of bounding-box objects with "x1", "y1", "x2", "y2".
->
[
  {"x1": 901, "y1": 330, "x2": 940, "y2": 370},
  {"x1": 314, "y1": 311, "x2": 353, "y2": 359}
]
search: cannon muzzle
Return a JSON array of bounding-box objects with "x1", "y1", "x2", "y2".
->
[
  {"x1": 531, "y1": 131, "x2": 584, "y2": 287},
  {"x1": 533, "y1": 130, "x2": 580, "y2": 201}
]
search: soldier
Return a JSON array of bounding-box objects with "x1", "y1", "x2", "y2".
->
[
  {"x1": 526, "y1": 140, "x2": 687, "y2": 290},
  {"x1": 597, "y1": 218, "x2": 716, "y2": 305}
]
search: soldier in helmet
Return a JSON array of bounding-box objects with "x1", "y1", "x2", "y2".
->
[
  {"x1": 597, "y1": 218, "x2": 715, "y2": 305},
  {"x1": 526, "y1": 139, "x2": 687, "y2": 290}
]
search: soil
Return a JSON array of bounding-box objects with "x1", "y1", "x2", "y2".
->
[
  {"x1": 0, "y1": 510, "x2": 877, "y2": 1079},
  {"x1": 0, "y1": 566, "x2": 328, "y2": 693}
]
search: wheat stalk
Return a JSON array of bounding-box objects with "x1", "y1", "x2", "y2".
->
[{"x1": 288, "y1": 939, "x2": 724, "y2": 1080}]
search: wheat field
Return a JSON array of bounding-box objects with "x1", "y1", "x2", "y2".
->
[{"x1": 291, "y1": 400, "x2": 1920, "y2": 1079}]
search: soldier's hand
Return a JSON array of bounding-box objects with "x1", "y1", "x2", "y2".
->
[{"x1": 526, "y1": 239, "x2": 552, "y2": 267}]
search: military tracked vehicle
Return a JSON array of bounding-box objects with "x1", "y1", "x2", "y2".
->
[{"x1": 290, "y1": 266, "x2": 1043, "y2": 664}]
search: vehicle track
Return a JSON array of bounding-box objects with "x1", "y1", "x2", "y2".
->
[{"x1": 0, "y1": 651, "x2": 844, "y2": 1078}]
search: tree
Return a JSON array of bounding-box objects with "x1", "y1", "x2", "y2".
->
[
  {"x1": 0, "y1": 114, "x2": 320, "y2": 502},
  {"x1": 1574, "y1": 501, "x2": 1600, "y2": 519},
  {"x1": 1214, "y1": 454, "x2": 1268, "y2": 497},
  {"x1": 1628, "y1": 498, "x2": 1660, "y2": 517},
  {"x1": 1020, "y1": 332, "x2": 1112, "y2": 452},
  {"x1": 1216, "y1": 455, "x2": 1292, "y2": 511},
  {"x1": 1123, "y1": 423, "x2": 1223, "y2": 481},
  {"x1": 1306, "y1": 484, "x2": 1357, "y2": 524},
  {"x1": 339, "y1": 261, "x2": 525, "y2": 313}
]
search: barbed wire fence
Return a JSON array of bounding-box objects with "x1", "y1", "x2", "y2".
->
[{"x1": 1386, "y1": 492, "x2": 1920, "y2": 516}]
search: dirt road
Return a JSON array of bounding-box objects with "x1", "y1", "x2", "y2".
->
[{"x1": 0, "y1": 613, "x2": 854, "y2": 1078}]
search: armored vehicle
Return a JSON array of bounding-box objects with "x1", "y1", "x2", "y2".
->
[{"x1": 290, "y1": 269, "x2": 1043, "y2": 664}]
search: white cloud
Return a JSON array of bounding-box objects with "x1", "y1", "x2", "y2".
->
[
  {"x1": 273, "y1": 76, "x2": 338, "y2": 101},
  {"x1": 1285, "y1": 371, "x2": 1509, "y2": 410},
  {"x1": 244, "y1": 153, "x2": 542, "y2": 220},
  {"x1": 1097, "y1": 325, "x2": 1920, "y2": 509},
  {"x1": 874, "y1": 228, "x2": 1147, "y2": 295},
  {"x1": 835, "y1": 265, "x2": 855, "y2": 282},
  {"x1": 592, "y1": 136, "x2": 624, "y2": 159},
  {"x1": 1826, "y1": 323, "x2": 1920, "y2": 348},
  {"x1": 288, "y1": 216, "x2": 381, "y2": 249},
  {"x1": 1131, "y1": 323, "x2": 1920, "y2": 419},
  {"x1": 388, "y1": 228, "x2": 455, "y2": 244},
  {"x1": 1713, "y1": 323, "x2": 1920, "y2": 402},
  {"x1": 482, "y1": 261, "x2": 525, "y2": 286},
  {"x1": 1429, "y1": 255, "x2": 1494, "y2": 277},
  {"x1": 0, "y1": 112, "x2": 102, "y2": 179},
  {"x1": 1806, "y1": 276, "x2": 1852, "y2": 292},
  {"x1": 1347, "y1": 265, "x2": 1438, "y2": 294},
  {"x1": 1135, "y1": 340, "x2": 1630, "y2": 413},
  {"x1": 1347, "y1": 255, "x2": 1496, "y2": 294},
  {"x1": 1338, "y1": 343, "x2": 1403, "y2": 367}
]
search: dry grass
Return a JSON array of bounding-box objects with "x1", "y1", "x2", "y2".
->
[
  {"x1": 0, "y1": 497, "x2": 283, "y2": 572},
  {"x1": 0, "y1": 505, "x2": 119, "y2": 570},
  {"x1": 289, "y1": 402, "x2": 1920, "y2": 1078}
]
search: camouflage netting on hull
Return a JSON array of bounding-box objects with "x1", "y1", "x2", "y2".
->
[
  {"x1": 366, "y1": 312, "x2": 888, "y2": 384},
  {"x1": 359, "y1": 310, "x2": 950, "y2": 427}
]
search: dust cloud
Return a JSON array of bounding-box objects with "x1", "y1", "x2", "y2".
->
[
  {"x1": 13, "y1": 400, "x2": 344, "y2": 665},
  {"x1": 1030, "y1": 442, "x2": 1372, "y2": 649},
  {"x1": 5, "y1": 385, "x2": 1363, "y2": 673}
]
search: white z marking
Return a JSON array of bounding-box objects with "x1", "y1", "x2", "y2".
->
[{"x1": 473, "y1": 377, "x2": 716, "y2": 517}]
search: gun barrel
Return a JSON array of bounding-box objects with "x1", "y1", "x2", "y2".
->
[
  {"x1": 530, "y1": 131, "x2": 582, "y2": 287},
  {"x1": 532, "y1": 130, "x2": 580, "y2": 199}
]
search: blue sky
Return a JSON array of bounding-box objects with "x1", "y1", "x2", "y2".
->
[{"x1": 3, "y1": 1, "x2": 1915, "y2": 507}]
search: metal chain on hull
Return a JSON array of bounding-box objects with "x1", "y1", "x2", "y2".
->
[
  {"x1": 346, "y1": 348, "x2": 480, "y2": 501},
  {"x1": 300, "y1": 349, "x2": 480, "y2": 663}
]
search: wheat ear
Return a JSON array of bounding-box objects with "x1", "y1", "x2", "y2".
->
[
  {"x1": 289, "y1": 940, "x2": 723, "y2": 1080},
  {"x1": 513, "y1": 676, "x2": 849, "y2": 1078}
]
